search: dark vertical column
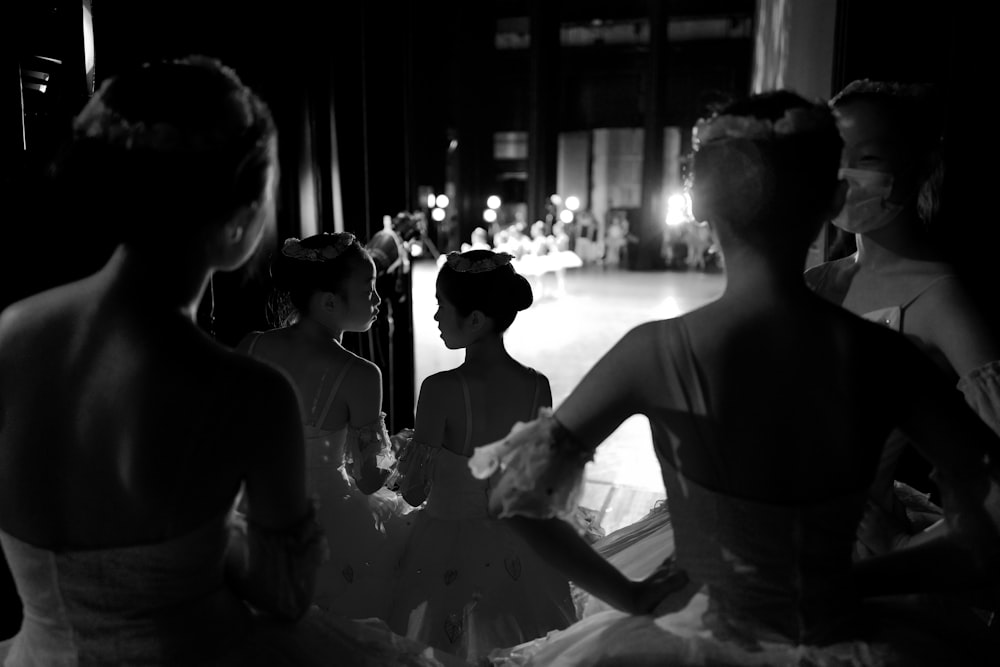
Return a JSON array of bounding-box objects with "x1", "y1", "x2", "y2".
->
[
  {"x1": 635, "y1": 0, "x2": 667, "y2": 270},
  {"x1": 310, "y1": 56, "x2": 336, "y2": 235},
  {"x1": 454, "y1": 2, "x2": 495, "y2": 247},
  {"x1": 335, "y1": 0, "x2": 416, "y2": 430},
  {"x1": 3, "y1": 57, "x2": 25, "y2": 157},
  {"x1": 366, "y1": 0, "x2": 415, "y2": 432},
  {"x1": 330, "y1": 1, "x2": 367, "y2": 237},
  {"x1": 360, "y1": 1, "x2": 409, "y2": 235},
  {"x1": 1, "y1": 49, "x2": 26, "y2": 313},
  {"x1": 938, "y1": 7, "x2": 996, "y2": 334},
  {"x1": 526, "y1": 0, "x2": 559, "y2": 228}
]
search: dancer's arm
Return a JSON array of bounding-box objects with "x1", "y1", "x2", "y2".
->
[
  {"x1": 398, "y1": 374, "x2": 450, "y2": 507},
  {"x1": 345, "y1": 360, "x2": 391, "y2": 494},
  {"x1": 481, "y1": 324, "x2": 687, "y2": 613},
  {"x1": 867, "y1": 335, "x2": 1000, "y2": 597},
  {"x1": 508, "y1": 516, "x2": 690, "y2": 614}
]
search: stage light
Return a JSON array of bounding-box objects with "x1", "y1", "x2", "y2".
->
[
  {"x1": 426, "y1": 193, "x2": 436, "y2": 208},
  {"x1": 559, "y1": 209, "x2": 574, "y2": 224},
  {"x1": 549, "y1": 194, "x2": 563, "y2": 206},
  {"x1": 487, "y1": 195, "x2": 502, "y2": 210},
  {"x1": 565, "y1": 195, "x2": 580, "y2": 211},
  {"x1": 665, "y1": 192, "x2": 693, "y2": 227},
  {"x1": 431, "y1": 207, "x2": 446, "y2": 222},
  {"x1": 483, "y1": 209, "x2": 498, "y2": 223},
  {"x1": 435, "y1": 194, "x2": 450, "y2": 208}
]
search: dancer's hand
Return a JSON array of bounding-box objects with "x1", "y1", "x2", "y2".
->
[{"x1": 625, "y1": 560, "x2": 691, "y2": 615}]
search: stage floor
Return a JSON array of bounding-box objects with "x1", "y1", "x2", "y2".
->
[{"x1": 411, "y1": 259, "x2": 726, "y2": 534}]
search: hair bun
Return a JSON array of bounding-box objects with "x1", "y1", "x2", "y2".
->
[{"x1": 510, "y1": 272, "x2": 534, "y2": 311}]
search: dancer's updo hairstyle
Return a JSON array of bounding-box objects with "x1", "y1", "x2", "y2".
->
[
  {"x1": 691, "y1": 90, "x2": 842, "y2": 249},
  {"x1": 437, "y1": 250, "x2": 533, "y2": 334},
  {"x1": 53, "y1": 55, "x2": 277, "y2": 244},
  {"x1": 268, "y1": 232, "x2": 371, "y2": 326}
]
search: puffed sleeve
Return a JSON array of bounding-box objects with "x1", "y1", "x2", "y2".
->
[
  {"x1": 226, "y1": 502, "x2": 328, "y2": 621},
  {"x1": 385, "y1": 428, "x2": 441, "y2": 504},
  {"x1": 469, "y1": 407, "x2": 595, "y2": 532},
  {"x1": 958, "y1": 360, "x2": 1000, "y2": 437},
  {"x1": 344, "y1": 412, "x2": 396, "y2": 482}
]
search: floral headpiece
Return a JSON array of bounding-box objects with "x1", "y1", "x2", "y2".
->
[
  {"x1": 832, "y1": 79, "x2": 935, "y2": 104},
  {"x1": 281, "y1": 233, "x2": 356, "y2": 262},
  {"x1": 445, "y1": 251, "x2": 514, "y2": 274},
  {"x1": 692, "y1": 106, "x2": 834, "y2": 150},
  {"x1": 74, "y1": 89, "x2": 269, "y2": 160},
  {"x1": 75, "y1": 95, "x2": 206, "y2": 153}
]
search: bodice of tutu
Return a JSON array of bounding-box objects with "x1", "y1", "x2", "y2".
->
[
  {"x1": 659, "y1": 462, "x2": 865, "y2": 644},
  {"x1": 0, "y1": 516, "x2": 249, "y2": 664},
  {"x1": 478, "y1": 319, "x2": 877, "y2": 647},
  {"x1": 303, "y1": 425, "x2": 354, "y2": 498},
  {"x1": 395, "y1": 367, "x2": 546, "y2": 520},
  {"x1": 246, "y1": 334, "x2": 371, "y2": 500},
  {"x1": 423, "y1": 448, "x2": 493, "y2": 520}
]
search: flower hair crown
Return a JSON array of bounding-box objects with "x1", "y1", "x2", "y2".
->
[
  {"x1": 833, "y1": 79, "x2": 935, "y2": 104},
  {"x1": 445, "y1": 251, "x2": 514, "y2": 274},
  {"x1": 281, "y1": 233, "x2": 356, "y2": 262},
  {"x1": 692, "y1": 105, "x2": 834, "y2": 150}
]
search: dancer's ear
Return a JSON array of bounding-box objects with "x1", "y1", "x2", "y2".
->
[{"x1": 468, "y1": 310, "x2": 488, "y2": 333}]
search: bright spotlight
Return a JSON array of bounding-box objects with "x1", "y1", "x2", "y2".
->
[
  {"x1": 431, "y1": 207, "x2": 446, "y2": 222},
  {"x1": 549, "y1": 194, "x2": 563, "y2": 206},
  {"x1": 426, "y1": 193, "x2": 436, "y2": 208},
  {"x1": 409, "y1": 243, "x2": 424, "y2": 257},
  {"x1": 483, "y1": 209, "x2": 498, "y2": 223},
  {"x1": 486, "y1": 195, "x2": 502, "y2": 210},
  {"x1": 665, "y1": 192, "x2": 693, "y2": 227},
  {"x1": 565, "y1": 195, "x2": 580, "y2": 211},
  {"x1": 435, "y1": 194, "x2": 450, "y2": 208},
  {"x1": 559, "y1": 209, "x2": 574, "y2": 224}
]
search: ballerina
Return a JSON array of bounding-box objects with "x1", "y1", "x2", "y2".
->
[
  {"x1": 475, "y1": 90, "x2": 1000, "y2": 666},
  {"x1": 387, "y1": 250, "x2": 577, "y2": 664},
  {"x1": 238, "y1": 231, "x2": 413, "y2": 622}
]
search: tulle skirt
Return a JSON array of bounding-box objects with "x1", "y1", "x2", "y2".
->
[
  {"x1": 245, "y1": 608, "x2": 471, "y2": 667},
  {"x1": 388, "y1": 510, "x2": 576, "y2": 664},
  {"x1": 312, "y1": 480, "x2": 416, "y2": 622}
]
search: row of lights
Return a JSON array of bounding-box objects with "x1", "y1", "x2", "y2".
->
[
  {"x1": 425, "y1": 192, "x2": 586, "y2": 224},
  {"x1": 427, "y1": 189, "x2": 695, "y2": 230}
]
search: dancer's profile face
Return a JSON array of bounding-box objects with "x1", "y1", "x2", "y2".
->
[
  {"x1": 337, "y1": 258, "x2": 380, "y2": 333},
  {"x1": 433, "y1": 291, "x2": 470, "y2": 350}
]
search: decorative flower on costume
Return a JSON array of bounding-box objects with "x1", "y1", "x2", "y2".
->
[
  {"x1": 281, "y1": 234, "x2": 356, "y2": 262},
  {"x1": 445, "y1": 251, "x2": 514, "y2": 274},
  {"x1": 468, "y1": 419, "x2": 530, "y2": 480},
  {"x1": 469, "y1": 408, "x2": 596, "y2": 535},
  {"x1": 692, "y1": 105, "x2": 835, "y2": 150}
]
